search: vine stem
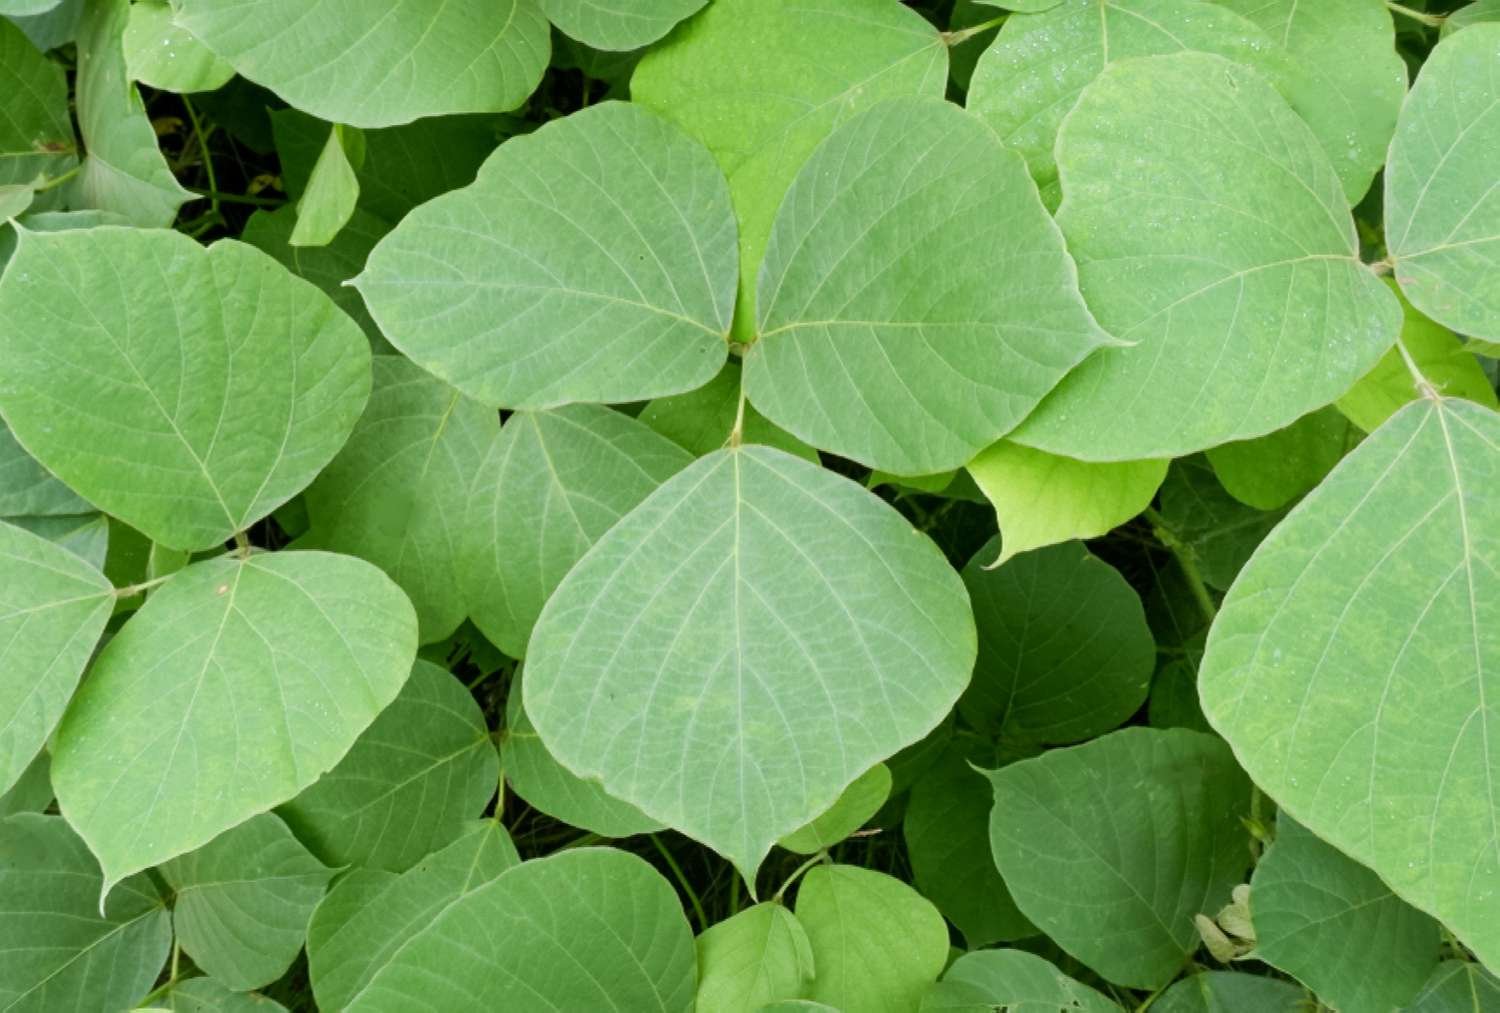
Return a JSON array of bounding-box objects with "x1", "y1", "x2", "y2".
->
[
  {"x1": 772, "y1": 852, "x2": 826, "y2": 904},
  {"x1": 941, "y1": 14, "x2": 1005, "y2": 47},
  {"x1": 729, "y1": 386, "x2": 747, "y2": 448},
  {"x1": 1393, "y1": 333, "x2": 1443, "y2": 401},
  {"x1": 32, "y1": 163, "x2": 82, "y2": 194},
  {"x1": 1385, "y1": 1, "x2": 1444, "y2": 27},
  {"x1": 114, "y1": 573, "x2": 175, "y2": 598},
  {"x1": 1142, "y1": 507, "x2": 1216, "y2": 627},
  {"x1": 649, "y1": 834, "x2": 709, "y2": 931},
  {"x1": 181, "y1": 95, "x2": 219, "y2": 221}
]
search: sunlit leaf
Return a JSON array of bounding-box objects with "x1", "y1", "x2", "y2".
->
[
  {"x1": 778, "y1": 763, "x2": 890, "y2": 854},
  {"x1": 121, "y1": 0, "x2": 232, "y2": 92},
  {"x1": 539, "y1": 0, "x2": 705, "y2": 50},
  {"x1": 290, "y1": 124, "x2": 361, "y2": 248},
  {"x1": 695, "y1": 903, "x2": 815, "y2": 1013}
]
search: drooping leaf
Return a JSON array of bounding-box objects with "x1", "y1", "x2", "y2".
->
[
  {"x1": 306, "y1": 821, "x2": 520, "y2": 1012},
  {"x1": 0, "y1": 19, "x2": 74, "y2": 200},
  {"x1": 0, "y1": 519, "x2": 113, "y2": 795},
  {"x1": 525, "y1": 445, "x2": 976, "y2": 881},
  {"x1": 1199, "y1": 397, "x2": 1500, "y2": 967},
  {"x1": 173, "y1": 0, "x2": 550, "y2": 128},
  {"x1": 746, "y1": 96, "x2": 1111, "y2": 475},
  {"x1": 795, "y1": 864, "x2": 949, "y2": 1013},
  {"x1": 640, "y1": 360, "x2": 817, "y2": 462},
  {"x1": 1249, "y1": 814, "x2": 1441, "y2": 1011},
  {"x1": 1205, "y1": 407, "x2": 1356, "y2": 511},
  {"x1": 0, "y1": 227, "x2": 372, "y2": 552},
  {"x1": 280, "y1": 660, "x2": 497, "y2": 873},
  {"x1": 153, "y1": 977, "x2": 289, "y2": 1012},
  {"x1": 290, "y1": 124, "x2": 361, "y2": 248},
  {"x1": 305, "y1": 357, "x2": 497, "y2": 642},
  {"x1": 967, "y1": 442, "x2": 1166, "y2": 565},
  {"x1": 51, "y1": 551, "x2": 417, "y2": 889},
  {"x1": 356, "y1": 101, "x2": 737, "y2": 409},
  {"x1": 778, "y1": 764, "x2": 890, "y2": 854},
  {"x1": 343, "y1": 848, "x2": 696, "y2": 1012},
  {"x1": 540, "y1": 0, "x2": 705, "y2": 50},
  {"x1": 987, "y1": 727, "x2": 1252, "y2": 989},
  {"x1": 695, "y1": 903, "x2": 816, "y2": 1013},
  {"x1": 0, "y1": 813, "x2": 170, "y2": 1012},
  {"x1": 919, "y1": 949, "x2": 1119, "y2": 1013},
  {"x1": 121, "y1": 0, "x2": 232, "y2": 92},
  {"x1": 463, "y1": 403, "x2": 692, "y2": 658},
  {"x1": 1406, "y1": 961, "x2": 1500, "y2": 1011},
  {"x1": 1152, "y1": 972, "x2": 1306, "y2": 1013},
  {"x1": 1010, "y1": 52, "x2": 1399, "y2": 460},
  {"x1": 161, "y1": 813, "x2": 337, "y2": 990}
]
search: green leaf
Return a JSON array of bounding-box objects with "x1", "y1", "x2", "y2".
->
[
  {"x1": 919, "y1": 949, "x2": 1119, "y2": 1013},
  {"x1": 640, "y1": 360, "x2": 818, "y2": 462},
  {"x1": 631, "y1": 0, "x2": 947, "y2": 344},
  {"x1": 961, "y1": 539, "x2": 1154, "y2": 743},
  {"x1": 1010, "y1": 52, "x2": 1400, "y2": 461},
  {"x1": 463, "y1": 403, "x2": 692, "y2": 658},
  {"x1": 0, "y1": 751, "x2": 50, "y2": 817},
  {"x1": 153, "y1": 977, "x2": 288, "y2": 1012},
  {"x1": 746, "y1": 96, "x2": 1111, "y2": 475},
  {"x1": 121, "y1": 0, "x2": 232, "y2": 93},
  {"x1": 306, "y1": 356, "x2": 497, "y2": 642},
  {"x1": 1157, "y1": 459, "x2": 1285, "y2": 590},
  {"x1": 1447, "y1": 0, "x2": 1500, "y2": 33},
  {"x1": 0, "y1": 227, "x2": 372, "y2": 552},
  {"x1": 307, "y1": 821, "x2": 520, "y2": 1011},
  {"x1": 0, "y1": 813, "x2": 170, "y2": 1012},
  {"x1": 1, "y1": 414, "x2": 90, "y2": 517},
  {"x1": 540, "y1": 0, "x2": 705, "y2": 50},
  {"x1": 967, "y1": 442, "x2": 1167, "y2": 564},
  {"x1": 987, "y1": 727, "x2": 1252, "y2": 989},
  {"x1": 1205, "y1": 407, "x2": 1356, "y2": 511},
  {"x1": 280, "y1": 660, "x2": 497, "y2": 873},
  {"x1": 0, "y1": 519, "x2": 113, "y2": 796},
  {"x1": 1198, "y1": 397, "x2": 1500, "y2": 967},
  {"x1": 695, "y1": 903, "x2": 815, "y2": 1013},
  {"x1": 1406, "y1": 961, "x2": 1500, "y2": 1012},
  {"x1": 0, "y1": 0, "x2": 64, "y2": 14},
  {"x1": 525, "y1": 445, "x2": 975, "y2": 881},
  {"x1": 52, "y1": 550, "x2": 417, "y2": 889},
  {"x1": 501, "y1": 671, "x2": 663, "y2": 837},
  {"x1": 0, "y1": 18, "x2": 74, "y2": 199},
  {"x1": 1249, "y1": 815, "x2": 1440, "y2": 1011},
  {"x1": 0, "y1": 184, "x2": 34, "y2": 223},
  {"x1": 173, "y1": 0, "x2": 549, "y2": 129},
  {"x1": 904, "y1": 744, "x2": 1034, "y2": 947},
  {"x1": 356, "y1": 101, "x2": 737, "y2": 409},
  {"x1": 1153, "y1": 972, "x2": 1306, "y2": 1013},
  {"x1": 778, "y1": 764, "x2": 890, "y2": 854},
  {"x1": 290, "y1": 124, "x2": 362, "y2": 248},
  {"x1": 161, "y1": 812, "x2": 337, "y2": 990},
  {"x1": 795, "y1": 864, "x2": 949, "y2": 1013},
  {"x1": 342, "y1": 847, "x2": 696, "y2": 1011},
  {"x1": 7, "y1": 513, "x2": 109, "y2": 572}
]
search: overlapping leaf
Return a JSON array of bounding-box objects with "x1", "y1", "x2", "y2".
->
[
  {"x1": 540, "y1": 0, "x2": 705, "y2": 50},
  {"x1": 695, "y1": 903, "x2": 816, "y2": 1013}
]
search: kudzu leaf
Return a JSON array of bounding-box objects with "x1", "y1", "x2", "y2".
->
[
  {"x1": 632, "y1": 0, "x2": 947, "y2": 343},
  {"x1": 153, "y1": 977, "x2": 288, "y2": 1012},
  {"x1": 1157, "y1": 458, "x2": 1285, "y2": 591},
  {"x1": 919, "y1": 949, "x2": 1118, "y2": 1013},
  {"x1": 540, "y1": 0, "x2": 705, "y2": 50},
  {"x1": 967, "y1": 442, "x2": 1166, "y2": 564},
  {"x1": 174, "y1": 0, "x2": 549, "y2": 129},
  {"x1": 1386, "y1": 25, "x2": 1500, "y2": 340},
  {"x1": 1148, "y1": 660, "x2": 1212, "y2": 734},
  {"x1": 525, "y1": 445, "x2": 975, "y2": 882},
  {"x1": 306, "y1": 357, "x2": 497, "y2": 642},
  {"x1": 464, "y1": 404, "x2": 692, "y2": 658},
  {"x1": 290, "y1": 124, "x2": 361, "y2": 248},
  {"x1": 1011, "y1": 52, "x2": 1400, "y2": 461},
  {"x1": 0, "y1": 184, "x2": 33, "y2": 223},
  {"x1": 747, "y1": 96, "x2": 1111, "y2": 475},
  {"x1": 1249, "y1": 814, "x2": 1440, "y2": 1011},
  {"x1": 1199, "y1": 397, "x2": 1500, "y2": 967},
  {"x1": 0, "y1": 813, "x2": 170, "y2": 1012},
  {"x1": 5, "y1": 0, "x2": 81, "y2": 50},
  {"x1": 501, "y1": 672, "x2": 663, "y2": 837},
  {"x1": 987, "y1": 727, "x2": 1252, "y2": 989},
  {"x1": 0, "y1": 19, "x2": 73, "y2": 203},
  {"x1": 0, "y1": 227, "x2": 372, "y2": 552},
  {"x1": 1407, "y1": 961, "x2": 1500, "y2": 1011},
  {"x1": 695, "y1": 903, "x2": 815, "y2": 1013},
  {"x1": 52, "y1": 551, "x2": 417, "y2": 890},
  {"x1": 280, "y1": 660, "x2": 497, "y2": 873},
  {"x1": 795, "y1": 864, "x2": 949, "y2": 1013},
  {"x1": 357, "y1": 101, "x2": 736, "y2": 409},
  {"x1": 974, "y1": 0, "x2": 1063, "y2": 9},
  {"x1": 640, "y1": 361, "x2": 818, "y2": 462},
  {"x1": 778, "y1": 763, "x2": 890, "y2": 854},
  {"x1": 1447, "y1": 0, "x2": 1500, "y2": 33},
  {"x1": 2, "y1": 415, "x2": 90, "y2": 518},
  {"x1": 1205, "y1": 407, "x2": 1356, "y2": 511},
  {"x1": 961, "y1": 539, "x2": 1155, "y2": 743},
  {"x1": 0, "y1": 0, "x2": 63, "y2": 13},
  {"x1": 0, "y1": 751, "x2": 50, "y2": 817},
  {"x1": 161, "y1": 813, "x2": 337, "y2": 991},
  {"x1": 121, "y1": 0, "x2": 232, "y2": 93},
  {"x1": 307, "y1": 821, "x2": 520, "y2": 1012},
  {"x1": 1153, "y1": 972, "x2": 1306, "y2": 1013},
  {"x1": 759, "y1": 1004, "x2": 838, "y2": 1013},
  {"x1": 7, "y1": 513, "x2": 109, "y2": 572},
  {"x1": 344, "y1": 848, "x2": 696, "y2": 1012},
  {"x1": 0, "y1": 519, "x2": 113, "y2": 796}
]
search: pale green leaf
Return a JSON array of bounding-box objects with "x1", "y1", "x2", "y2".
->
[
  {"x1": 121, "y1": 0, "x2": 232, "y2": 92},
  {"x1": 695, "y1": 903, "x2": 815, "y2": 1013},
  {"x1": 1205, "y1": 407, "x2": 1356, "y2": 511},
  {"x1": 640, "y1": 360, "x2": 818, "y2": 462},
  {"x1": 307, "y1": 821, "x2": 520, "y2": 1012},
  {"x1": 1199, "y1": 397, "x2": 1500, "y2": 967},
  {"x1": 173, "y1": 0, "x2": 549, "y2": 128},
  {"x1": 525, "y1": 445, "x2": 975, "y2": 881},
  {"x1": 778, "y1": 764, "x2": 890, "y2": 854},
  {"x1": 1153, "y1": 972, "x2": 1306, "y2": 1013},
  {"x1": 987, "y1": 727, "x2": 1252, "y2": 989},
  {"x1": 920, "y1": 949, "x2": 1119, "y2": 1013},
  {"x1": 540, "y1": 0, "x2": 705, "y2": 50},
  {"x1": 154, "y1": 977, "x2": 288, "y2": 1012},
  {"x1": 0, "y1": 751, "x2": 50, "y2": 817},
  {"x1": 0, "y1": 227, "x2": 372, "y2": 552},
  {"x1": 161, "y1": 812, "x2": 337, "y2": 990},
  {"x1": 0, "y1": 0, "x2": 63, "y2": 14},
  {"x1": 463, "y1": 403, "x2": 692, "y2": 658},
  {"x1": 1249, "y1": 815, "x2": 1440, "y2": 1011},
  {"x1": 747, "y1": 96, "x2": 1111, "y2": 475},
  {"x1": 280, "y1": 660, "x2": 497, "y2": 873},
  {"x1": 306, "y1": 357, "x2": 497, "y2": 642},
  {"x1": 0, "y1": 813, "x2": 170, "y2": 1012},
  {"x1": 795, "y1": 864, "x2": 949, "y2": 1013},
  {"x1": 1011, "y1": 52, "x2": 1400, "y2": 460},
  {"x1": 356, "y1": 101, "x2": 737, "y2": 409},
  {"x1": 290, "y1": 124, "x2": 361, "y2": 248},
  {"x1": 344, "y1": 847, "x2": 696, "y2": 1012},
  {"x1": 0, "y1": 184, "x2": 33, "y2": 222},
  {"x1": 0, "y1": 519, "x2": 113, "y2": 796},
  {"x1": 967, "y1": 442, "x2": 1167, "y2": 564},
  {"x1": 51, "y1": 550, "x2": 417, "y2": 889},
  {"x1": 0, "y1": 18, "x2": 74, "y2": 201},
  {"x1": 632, "y1": 0, "x2": 947, "y2": 344},
  {"x1": 1406, "y1": 961, "x2": 1500, "y2": 1012}
]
